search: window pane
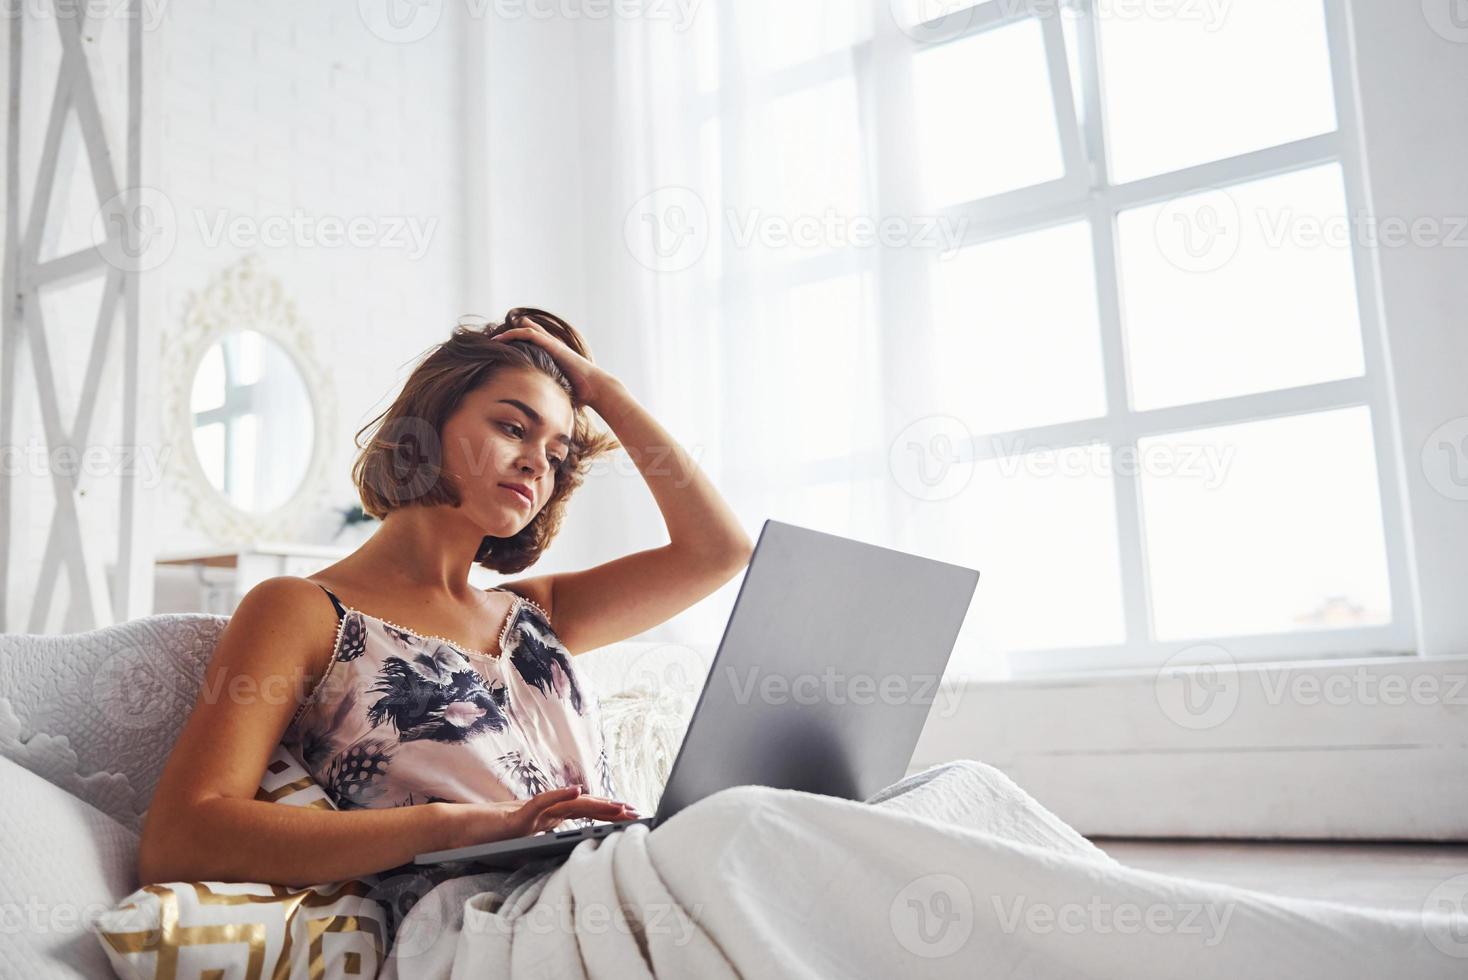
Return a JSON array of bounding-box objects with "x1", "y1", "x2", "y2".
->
[
  {"x1": 931, "y1": 221, "x2": 1107, "y2": 434},
  {"x1": 1117, "y1": 164, "x2": 1365, "y2": 410},
  {"x1": 194, "y1": 420, "x2": 224, "y2": 490},
  {"x1": 1140, "y1": 407, "x2": 1392, "y2": 641},
  {"x1": 229, "y1": 329, "x2": 264, "y2": 386},
  {"x1": 912, "y1": 18, "x2": 1066, "y2": 207},
  {"x1": 229, "y1": 412, "x2": 259, "y2": 512},
  {"x1": 1099, "y1": 0, "x2": 1338, "y2": 182},
  {"x1": 901, "y1": 445, "x2": 1126, "y2": 673},
  {"x1": 190, "y1": 344, "x2": 225, "y2": 413}
]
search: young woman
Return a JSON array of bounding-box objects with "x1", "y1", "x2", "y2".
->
[{"x1": 137, "y1": 308, "x2": 754, "y2": 887}]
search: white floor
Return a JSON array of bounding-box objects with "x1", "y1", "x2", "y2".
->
[{"x1": 1092, "y1": 838, "x2": 1468, "y2": 913}]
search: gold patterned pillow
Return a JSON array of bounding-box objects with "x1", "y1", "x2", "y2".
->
[
  {"x1": 93, "y1": 744, "x2": 391, "y2": 980},
  {"x1": 253, "y1": 742, "x2": 339, "y2": 810}
]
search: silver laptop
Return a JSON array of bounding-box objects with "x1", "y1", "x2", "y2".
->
[{"x1": 414, "y1": 518, "x2": 980, "y2": 868}]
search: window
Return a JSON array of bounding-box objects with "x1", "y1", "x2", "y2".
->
[{"x1": 681, "y1": 0, "x2": 1408, "y2": 677}]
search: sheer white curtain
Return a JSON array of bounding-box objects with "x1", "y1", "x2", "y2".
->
[{"x1": 605, "y1": 0, "x2": 970, "y2": 662}]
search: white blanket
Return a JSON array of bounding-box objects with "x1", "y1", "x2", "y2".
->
[{"x1": 377, "y1": 761, "x2": 1465, "y2": 979}]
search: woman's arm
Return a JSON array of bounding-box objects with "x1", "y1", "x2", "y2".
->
[
  {"x1": 510, "y1": 377, "x2": 756, "y2": 655},
  {"x1": 490, "y1": 322, "x2": 755, "y2": 653},
  {"x1": 139, "y1": 796, "x2": 462, "y2": 887},
  {"x1": 140, "y1": 787, "x2": 628, "y2": 887},
  {"x1": 590, "y1": 376, "x2": 753, "y2": 560}
]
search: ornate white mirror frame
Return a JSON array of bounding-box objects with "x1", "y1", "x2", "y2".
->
[{"x1": 161, "y1": 254, "x2": 339, "y2": 545}]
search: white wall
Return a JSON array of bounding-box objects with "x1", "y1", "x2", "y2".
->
[
  {"x1": 149, "y1": 0, "x2": 470, "y2": 560},
  {"x1": 1348, "y1": 2, "x2": 1468, "y2": 659}
]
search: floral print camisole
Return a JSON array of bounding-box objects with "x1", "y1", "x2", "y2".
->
[{"x1": 281, "y1": 584, "x2": 619, "y2": 830}]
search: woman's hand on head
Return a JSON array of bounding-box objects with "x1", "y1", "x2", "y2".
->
[
  {"x1": 440, "y1": 787, "x2": 640, "y2": 849},
  {"x1": 494, "y1": 313, "x2": 614, "y2": 404}
]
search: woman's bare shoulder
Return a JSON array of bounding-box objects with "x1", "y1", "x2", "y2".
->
[
  {"x1": 234, "y1": 576, "x2": 341, "y2": 641},
  {"x1": 491, "y1": 575, "x2": 555, "y2": 621}
]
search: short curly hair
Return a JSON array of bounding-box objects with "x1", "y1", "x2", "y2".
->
[{"x1": 351, "y1": 307, "x2": 621, "y2": 574}]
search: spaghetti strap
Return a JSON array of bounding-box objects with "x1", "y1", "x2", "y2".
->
[{"x1": 315, "y1": 583, "x2": 347, "y2": 623}]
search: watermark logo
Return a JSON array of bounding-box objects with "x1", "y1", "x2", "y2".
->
[
  {"x1": 0, "y1": 438, "x2": 172, "y2": 488},
  {"x1": 91, "y1": 185, "x2": 177, "y2": 273},
  {"x1": 92, "y1": 189, "x2": 443, "y2": 267},
  {"x1": 889, "y1": 415, "x2": 974, "y2": 502},
  {"x1": 373, "y1": 415, "x2": 444, "y2": 504},
  {"x1": 1153, "y1": 188, "x2": 1241, "y2": 274},
  {"x1": 725, "y1": 207, "x2": 966, "y2": 258},
  {"x1": 1256, "y1": 666, "x2": 1468, "y2": 709},
  {"x1": 1154, "y1": 643, "x2": 1240, "y2": 730},
  {"x1": 195, "y1": 209, "x2": 440, "y2": 260},
  {"x1": 1255, "y1": 209, "x2": 1468, "y2": 252},
  {"x1": 1154, "y1": 193, "x2": 1468, "y2": 274},
  {"x1": 578, "y1": 443, "x2": 704, "y2": 488},
  {"x1": 622, "y1": 644, "x2": 704, "y2": 702},
  {"x1": 993, "y1": 894, "x2": 1236, "y2": 944},
  {"x1": 889, "y1": 0, "x2": 984, "y2": 44},
  {"x1": 468, "y1": 888, "x2": 706, "y2": 944},
  {"x1": 92, "y1": 644, "x2": 190, "y2": 731},
  {"x1": 888, "y1": 424, "x2": 1236, "y2": 501},
  {"x1": 1423, "y1": 873, "x2": 1468, "y2": 958},
  {"x1": 889, "y1": 873, "x2": 974, "y2": 957},
  {"x1": 1421, "y1": 416, "x2": 1468, "y2": 501},
  {"x1": 358, "y1": 0, "x2": 444, "y2": 43},
  {"x1": 720, "y1": 665, "x2": 965, "y2": 719},
  {"x1": 624, "y1": 187, "x2": 965, "y2": 273},
  {"x1": 4, "y1": 0, "x2": 172, "y2": 31},
  {"x1": 367, "y1": 872, "x2": 447, "y2": 959},
  {"x1": 987, "y1": 437, "x2": 1235, "y2": 489},
  {"x1": 624, "y1": 186, "x2": 711, "y2": 273},
  {"x1": 0, "y1": 896, "x2": 115, "y2": 936},
  {"x1": 1422, "y1": 0, "x2": 1468, "y2": 43}
]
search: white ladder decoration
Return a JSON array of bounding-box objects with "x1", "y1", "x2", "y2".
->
[{"x1": 1, "y1": 1, "x2": 147, "y2": 631}]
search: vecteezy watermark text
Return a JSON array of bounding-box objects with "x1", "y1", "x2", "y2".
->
[
  {"x1": 196, "y1": 208, "x2": 439, "y2": 260},
  {"x1": 720, "y1": 665, "x2": 965, "y2": 718},
  {"x1": 992, "y1": 894, "x2": 1237, "y2": 945}
]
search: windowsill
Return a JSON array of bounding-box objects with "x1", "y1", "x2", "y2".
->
[{"x1": 968, "y1": 650, "x2": 1448, "y2": 689}]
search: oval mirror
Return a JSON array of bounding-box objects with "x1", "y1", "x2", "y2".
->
[{"x1": 188, "y1": 329, "x2": 315, "y2": 512}]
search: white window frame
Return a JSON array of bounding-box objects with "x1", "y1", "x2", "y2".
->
[{"x1": 698, "y1": 0, "x2": 1415, "y2": 675}]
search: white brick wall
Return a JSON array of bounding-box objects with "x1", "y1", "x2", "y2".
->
[{"x1": 150, "y1": 0, "x2": 469, "y2": 558}]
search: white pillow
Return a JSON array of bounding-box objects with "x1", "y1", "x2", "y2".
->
[{"x1": 0, "y1": 754, "x2": 141, "y2": 978}]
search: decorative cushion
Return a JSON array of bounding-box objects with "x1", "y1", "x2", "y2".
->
[
  {"x1": 253, "y1": 743, "x2": 338, "y2": 810},
  {"x1": 0, "y1": 614, "x2": 236, "y2": 833},
  {"x1": 93, "y1": 745, "x2": 391, "y2": 980},
  {"x1": 574, "y1": 639, "x2": 710, "y2": 814},
  {"x1": 597, "y1": 682, "x2": 699, "y2": 815},
  {"x1": 94, "y1": 879, "x2": 387, "y2": 980}
]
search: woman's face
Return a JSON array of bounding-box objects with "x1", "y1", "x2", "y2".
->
[{"x1": 439, "y1": 368, "x2": 576, "y2": 536}]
